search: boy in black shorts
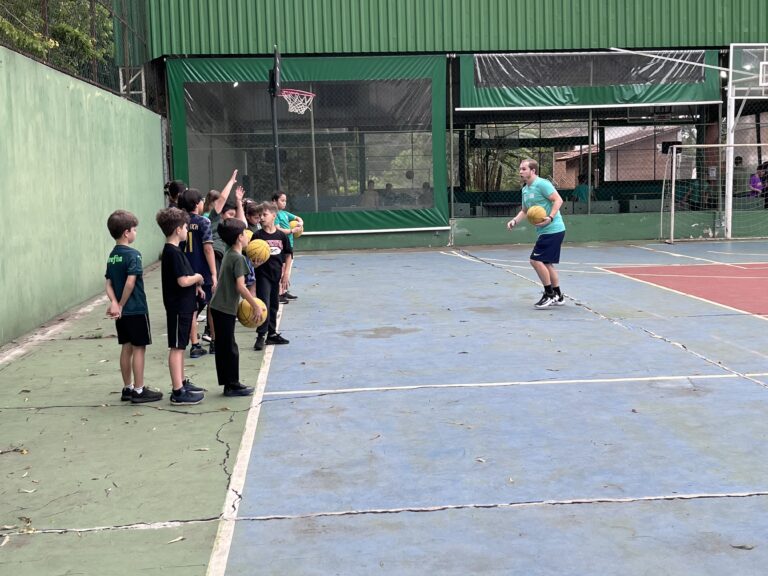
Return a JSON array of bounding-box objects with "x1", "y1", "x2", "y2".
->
[
  {"x1": 105, "y1": 210, "x2": 162, "y2": 403},
  {"x1": 156, "y1": 207, "x2": 207, "y2": 405},
  {"x1": 209, "y1": 218, "x2": 263, "y2": 397},
  {"x1": 253, "y1": 202, "x2": 293, "y2": 351}
]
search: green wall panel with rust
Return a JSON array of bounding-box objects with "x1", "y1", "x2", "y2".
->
[
  {"x1": 148, "y1": 0, "x2": 768, "y2": 59},
  {"x1": 0, "y1": 47, "x2": 165, "y2": 346}
]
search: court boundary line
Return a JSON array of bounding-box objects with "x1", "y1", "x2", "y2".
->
[
  {"x1": 263, "y1": 372, "x2": 768, "y2": 398},
  {"x1": 205, "y1": 307, "x2": 284, "y2": 576}
]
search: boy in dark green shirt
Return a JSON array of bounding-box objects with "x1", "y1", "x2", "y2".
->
[
  {"x1": 105, "y1": 210, "x2": 162, "y2": 404},
  {"x1": 209, "y1": 218, "x2": 263, "y2": 397}
]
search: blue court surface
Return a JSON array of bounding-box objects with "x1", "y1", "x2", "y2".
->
[{"x1": 213, "y1": 241, "x2": 768, "y2": 575}]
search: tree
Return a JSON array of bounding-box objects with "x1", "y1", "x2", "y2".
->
[{"x1": 0, "y1": 0, "x2": 113, "y2": 77}]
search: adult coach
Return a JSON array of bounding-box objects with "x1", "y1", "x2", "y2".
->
[{"x1": 506, "y1": 159, "x2": 566, "y2": 309}]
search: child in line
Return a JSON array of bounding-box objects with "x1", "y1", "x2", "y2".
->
[
  {"x1": 253, "y1": 202, "x2": 293, "y2": 351},
  {"x1": 180, "y1": 188, "x2": 217, "y2": 358},
  {"x1": 156, "y1": 207, "x2": 207, "y2": 405},
  {"x1": 272, "y1": 191, "x2": 302, "y2": 303},
  {"x1": 245, "y1": 200, "x2": 263, "y2": 236},
  {"x1": 209, "y1": 218, "x2": 262, "y2": 397},
  {"x1": 105, "y1": 210, "x2": 162, "y2": 403}
]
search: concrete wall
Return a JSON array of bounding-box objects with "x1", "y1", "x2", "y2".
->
[{"x1": 0, "y1": 47, "x2": 165, "y2": 345}]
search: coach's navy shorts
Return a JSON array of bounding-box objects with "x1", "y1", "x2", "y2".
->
[
  {"x1": 166, "y1": 312, "x2": 193, "y2": 350},
  {"x1": 530, "y1": 231, "x2": 565, "y2": 264},
  {"x1": 116, "y1": 314, "x2": 151, "y2": 347}
]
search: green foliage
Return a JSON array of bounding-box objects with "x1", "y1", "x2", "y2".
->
[{"x1": 0, "y1": 0, "x2": 113, "y2": 76}]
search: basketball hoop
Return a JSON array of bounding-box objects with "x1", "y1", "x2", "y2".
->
[{"x1": 279, "y1": 89, "x2": 315, "y2": 114}]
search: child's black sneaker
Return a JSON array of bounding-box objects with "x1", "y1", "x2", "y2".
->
[
  {"x1": 170, "y1": 388, "x2": 204, "y2": 405},
  {"x1": 223, "y1": 382, "x2": 255, "y2": 397},
  {"x1": 266, "y1": 333, "x2": 289, "y2": 345},
  {"x1": 284, "y1": 291, "x2": 298, "y2": 300},
  {"x1": 253, "y1": 335, "x2": 265, "y2": 351},
  {"x1": 201, "y1": 327, "x2": 212, "y2": 342},
  {"x1": 552, "y1": 293, "x2": 565, "y2": 306},
  {"x1": 131, "y1": 387, "x2": 163, "y2": 403},
  {"x1": 279, "y1": 295, "x2": 289, "y2": 304},
  {"x1": 121, "y1": 387, "x2": 134, "y2": 401},
  {"x1": 190, "y1": 344, "x2": 208, "y2": 358},
  {"x1": 183, "y1": 378, "x2": 207, "y2": 393}
]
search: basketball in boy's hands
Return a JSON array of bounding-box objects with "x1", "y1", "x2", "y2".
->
[
  {"x1": 245, "y1": 239, "x2": 270, "y2": 266},
  {"x1": 526, "y1": 205, "x2": 547, "y2": 225},
  {"x1": 290, "y1": 220, "x2": 303, "y2": 238},
  {"x1": 243, "y1": 229, "x2": 254, "y2": 243},
  {"x1": 237, "y1": 298, "x2": 267, "y2": 329}
]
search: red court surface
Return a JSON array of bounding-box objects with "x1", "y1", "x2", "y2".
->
[{"x1": 604, "y1": 262, "x2": 768, "y2": 316}]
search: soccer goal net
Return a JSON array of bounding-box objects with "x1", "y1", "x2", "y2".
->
[{"x1": 661, "y1": 143, "x2": 768, "y2": 242}]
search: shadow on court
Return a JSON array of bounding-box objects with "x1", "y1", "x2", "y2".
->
[{"x1": 2, "y1": 241, "x2": 768, "y2": 575}]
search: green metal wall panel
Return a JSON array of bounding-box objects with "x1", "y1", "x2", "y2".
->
[
  {"x1": 148, "y1": 0, "x2": 768, "y2": 59},
  {"x1": 0, "y1": 46, "x2": 165, "y2": 346}
]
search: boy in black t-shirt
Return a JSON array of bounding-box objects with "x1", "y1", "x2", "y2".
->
[
  {"x1": 252, "y1": 202, "x2": 293, "y2": 351},
  {"x1": 156, "y1": 207, "x2": 207, "y2": 405},
  {"x1": 105, "y1": 210, "x2": 162, "y2": 404},
  {"x1": 209, "y1": 218, "x2": 263, "y2": 397}
]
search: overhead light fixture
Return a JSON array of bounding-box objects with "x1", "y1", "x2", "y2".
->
[{"x1": 233, "y1": 81, "x2": 239, "y2": 87}]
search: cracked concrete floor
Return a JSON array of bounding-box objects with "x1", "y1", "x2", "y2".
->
[{"x1": 0, "y1": 264, "x2": 259, "y2": 575}]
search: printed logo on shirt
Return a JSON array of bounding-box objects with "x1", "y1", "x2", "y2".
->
[{"x1": 107, "y1": 255, "x2": 123, "y2": 264}]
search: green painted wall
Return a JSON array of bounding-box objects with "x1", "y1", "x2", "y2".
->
[
  {"x1": 0, "y1": 47, "x2": 165, "y2": 346},
  {"x1": 147, "y1": 0, "x2": 768, "y2": 59}
]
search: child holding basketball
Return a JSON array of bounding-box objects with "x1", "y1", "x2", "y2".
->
[
  {"x1": 506, "y1": 159, "x2": 566, "y2": 309},
  {"x1": 272, "y1": 191, "x2": 303, "y2": 302},
  {"x1": 209, "y1": 218, "x2": 262, "y2": 396},
  {"x1": 156, "y1": 207, "x2": 207, "y2": 405},
  {"x1": 253, "y1": 202, "x2": 293, "y2": 351},
  {"x1": 105, "y1": 210, "x2": 162, "y2": 404}
]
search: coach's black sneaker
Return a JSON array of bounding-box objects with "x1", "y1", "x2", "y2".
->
[
  {"x1": 224, "y1": 382, "x2": 255, "y2": 397},
  {"x1": 190, "y1": 344, "x2": 208, "y2": 358},
  {"x1": 121, "y1": 387, "x2": 134, "y2": 401},
  {"x1": 266, "y1": 333, "x2": 290, "y2": 345},
  {"x1": 253, "y1": 335, "x2": 265, "y2": 351},
  {"x1": 534, "y1": 293, "x2": 556, "y2": 309},
  {"x1": 183, "y1": 378, "x2": 207, "y2": 393},
  {"x1": 284, "y1": 291, "x2": 298, "y2": 300},
  {"x1": 131, "y1": 387, "x2": 163, "y2": 403},
  {"x1": 170, "y1": 388, "x2": 204, "y2": 405}
]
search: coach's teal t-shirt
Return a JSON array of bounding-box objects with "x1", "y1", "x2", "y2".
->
[{"x1": 522, "y1": 177, "x2": 566, "y2": 235}]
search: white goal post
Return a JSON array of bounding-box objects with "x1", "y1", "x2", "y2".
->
[{"x1": 661, "y1": 143, "x2": 768, "y2": 243}]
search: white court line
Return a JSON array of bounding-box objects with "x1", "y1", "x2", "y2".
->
[
  {"x1": 597, "y1": 267, "x2": 768, "y2": 321},
  {"x1": 206, "y1": 307, "x2": 283, "y2": 576},
  {"x1": 0, "y1": 295, "x2": 108, "y2": 367},
  {"x1": 263, "y1": 372, "x2": 768, "y2": 398},
  {"x1": 632, "y1": 244, "x2": 750, "y2": 268}
]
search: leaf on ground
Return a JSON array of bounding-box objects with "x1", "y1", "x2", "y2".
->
[
  {"x1": 194, "y1": 447, "x2": 209, "y2": 451},
  {"x1": 0, "y1": 535, "x2": 8, "y2": 547},
  {"x1": 166, "y1": 536, "x2": 185, "y2": 544},
  {"x1": 731, "y1": 544, "x2": 755, "y2": 550},
  {"x1": 20, "y1": 489, "x2": 36, "y2": 494},
  {"x1": 18, "y1": 390, "x2": 31, "y2": 394},
  {"x1": 475, "y1": 457, "x2": 486, "y2": 463}
]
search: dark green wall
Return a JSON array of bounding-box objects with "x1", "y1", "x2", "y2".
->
[{"x1": 148, "y1": 0, "x2": 767, "y2": 59}]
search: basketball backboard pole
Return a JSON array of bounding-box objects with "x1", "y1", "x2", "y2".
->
[{"x1": 269, "y1": 45, "x2": 282, "y2": 192}]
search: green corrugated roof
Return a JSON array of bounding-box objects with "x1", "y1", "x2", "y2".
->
[{"x1": 147, "y1": 0, "x2": 768, "y2": 59}]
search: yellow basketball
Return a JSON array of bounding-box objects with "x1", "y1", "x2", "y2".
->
[
  {"x1": 290, "y1": 220, "x2": 303, "y2": 239},
  {"x1": 237, "y1": 298, "x2": 267, "y2": 329},
  {"x1": 526, "y1": 205, "x2": 548, "y2": 225},
  {"x1": 245, "y1": 239, "x2": 270, "y2": 266}
]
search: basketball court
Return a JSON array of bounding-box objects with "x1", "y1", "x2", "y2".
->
[{"x1": 205, "y1": 239, "x2": 768, "y2": 575}]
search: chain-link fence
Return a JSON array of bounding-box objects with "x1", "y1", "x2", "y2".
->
[
  {"x1": 0, "y1": 0, "x2": 156, "y2": 108},
  {"x1": 183, "y1": 79, "x2": 436, "y2": 213},
  {"x1": 446, "y1": 105, "x2": 757, "y2": 220}
]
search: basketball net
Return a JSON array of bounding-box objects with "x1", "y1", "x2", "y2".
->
[{"x1": 279, "y1": 89, "x2": 315, "y2": 114}]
